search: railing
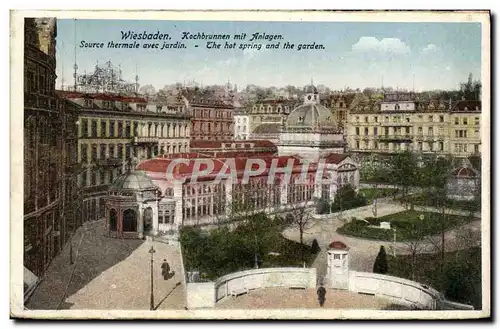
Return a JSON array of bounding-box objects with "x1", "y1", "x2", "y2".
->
[
  {"x1": 95, "y1": 157, "x2": 123, "y2": 167},
  {"x1": 133, "y1": 136, "x2": 160, "y2": 144}
]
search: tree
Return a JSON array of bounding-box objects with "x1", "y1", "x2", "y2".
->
[
  {"x1": 288, "y1": 203, "x2": 314, "y2": 262},
  {"x1": 388, "y1": 151, "x2": 420, "y2": 210},
  {"x1": 460, "y1": 73, "x2": 481, "y2": 101},
  {"x1": 315, "y1": 197, "x2": 330, "y2": 214},
  {"x1": 331, "y1": 184, "x2": 367, "y2": 213},
  {"x1": 373, "y1": 246, "x2": 388, "y2": 274},
  {"x1": 403, "y1": 217, "x2": 428, "y2": 280}
]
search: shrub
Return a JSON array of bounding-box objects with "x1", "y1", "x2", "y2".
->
[
  {"x1": 311, "y1": 239, "x2": 321, "y2": 254},
  {"x1": 373, "y1": 246, "x2": 389, "y2": 274}
]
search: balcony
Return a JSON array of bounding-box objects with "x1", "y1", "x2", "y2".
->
[
  {"x1": 95, "y1": 157, "x2": 123, "y2": 167},
  {"x1": 133, "y1": 136, "x2": 159, "y2": 145},
  {"x1": 378, "y1": 134, "x2": 412, "y2": 142},
  {"x1": 380, "y1": 121, "x2": 412, "y2": 127}
]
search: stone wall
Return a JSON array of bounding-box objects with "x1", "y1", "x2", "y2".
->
[{"x1": 348, "y1": 271, "x2": 474, "y2": 310}]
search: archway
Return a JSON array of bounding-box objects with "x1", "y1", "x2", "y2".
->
[
  {"x1": 109, "y1": 208, "x2": 117, "y2": 231},
  {"x1": 123, "y1": 209, "x2": 137, "y2": 232},
  {"x1": 143, "y1": 207, "x2": 153, "y2": 232}
]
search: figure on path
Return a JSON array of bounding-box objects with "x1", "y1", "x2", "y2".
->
[
  {"x1": 317, "y1": 284, "x2": 326, "y2": 307},
  {"x1": 161, "y1": 259, "x2": 175, "y2": 280}
]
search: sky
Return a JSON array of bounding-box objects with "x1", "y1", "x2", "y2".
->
[{"x1": 55, "y1": 19, "x2": 482, "y2": 92}]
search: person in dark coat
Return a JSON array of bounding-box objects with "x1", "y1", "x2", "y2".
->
[
  {"x1": 161, "y1": 259, "x2": 174, "y2": 280},
  {"x1": 317, "y1": 284, "x2": 326, "y2": 307}
]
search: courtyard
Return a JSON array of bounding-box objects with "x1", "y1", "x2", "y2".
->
[
  {"x1": 215, "y1": 287, "x2": 402, "y2": 310},
  {"x1": 26, "y1": 220, "x2": 185, "y2": 310}
]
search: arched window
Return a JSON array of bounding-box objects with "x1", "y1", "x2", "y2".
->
[
  {"x1": 109, "y1": 208, "x2": 117, "y2": 231},
  {"x1": 123, "y1": 209, "x2": 137, "y2": 232}
]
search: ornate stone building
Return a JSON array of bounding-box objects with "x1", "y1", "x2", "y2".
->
[
  {"x1": 278, "y1": 84, "x2": 347, "y2": 162},
  {"x1": 320, "y1": 92, "x2": 357, "y2": 132},
  {"x1": 58, "y1": 89, "x2": 191, "y2": 224},
  {"x1": 346, "y1": 92, "x2": 482, "y2": 159},
  {"x1": 247, "y1": 98, "x2": 297, "y2": 143},
  {"x1": 24, "y1": 18, "x2": 80, "y2": 278},
  {"x1": 187, "y1": 95, "x2": 235, "y2": 141}
]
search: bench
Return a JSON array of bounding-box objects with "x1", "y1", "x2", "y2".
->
[
  {"x1": 289, "y1": 284, "x2": 308, "y2": 290},
  {"x1": 230, "y1": 287, "x2": 249, "y2": 297}
]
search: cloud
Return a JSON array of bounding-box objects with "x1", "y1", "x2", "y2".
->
[
  {"x1": 421, "y1": 44, "x2": 440, "y2": 55},
  {"x1": 352, "y1": 37, "x2": 410, "y2": 55}
]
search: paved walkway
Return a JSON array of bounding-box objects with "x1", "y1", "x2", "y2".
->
[
  {"x1": 26, "y1": 220, "x2": 186, "y2": 310},
  {"x1": 215, "y1": 287, "x2": 399, "y2": 310}
]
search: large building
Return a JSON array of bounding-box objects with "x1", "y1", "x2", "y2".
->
[
  {"x1": 184, "y1": 88, "x2": 235, "y2": 141},
  {"x1": 102, "y1": 151, "x2": 359, "y2": 240},
  {"x1": 58, "y1": 89, "x2": 192, "y2": 223},
  {"x1": 320, "y1": 92, "x2": 357, "y2": 132},
  {"x1": 234, "y1": 107, "x2": 250, "y2": 140},
  {"x1": 247, "y1": 98, "x2": 297, "y2": 143},
  {"x1": 346, "y1": 92, "x2": 482, "y2": 159},
  {"x1": 24, "y1": 18, "x2": 80, "y2": 278},
  {"x1": 278, "y1": 84, "x2": 347, "y2": 162}
]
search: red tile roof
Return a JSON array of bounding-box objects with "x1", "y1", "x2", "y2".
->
[{"x1": 323, "y1": 153, "x2": 348, "y2": 164}]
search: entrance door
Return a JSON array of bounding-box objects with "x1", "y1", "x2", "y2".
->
[{"x1": 143, "y1": 207, "x2": 153, "y2": 232}]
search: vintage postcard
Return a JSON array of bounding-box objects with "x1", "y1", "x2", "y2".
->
[{"x1": 10, "y1": 10, "x2": 490, "y2": 320}]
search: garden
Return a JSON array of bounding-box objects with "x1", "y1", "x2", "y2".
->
[
  {"x1": 336, "y1": 210, "x2": 474, "y2": 241},
  {"x1": 180, "y1": 213, "x2": 319, "y2": 280},
  {"x1": 358, "y1": 187, "x2": 399, "y2": 203}
]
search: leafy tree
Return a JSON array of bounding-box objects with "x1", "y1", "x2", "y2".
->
[
  {"x1": 331, "y1": 184, "x2": 367, "y2": 212},
  {"x1": 387, "y1": 151, "x2": 420, "y2": 209},
  {"x1": 459, "y1": 73, "x2": 481, "y2": 101},
  {"x1": 373, "y1": 245, "x2": 388, "y2": 274}
]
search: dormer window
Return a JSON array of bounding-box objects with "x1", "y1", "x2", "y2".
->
[
  {"x1": 395, "y1": 104, "x2": 400, "y2": 110},
  {"x1": 84, "y1": 98, "x2": 93, "y2": 108},
  {"x1": 307, "y1": 95, "x2": 312, "y2": 101},
  {"x1": 298, "y1": 116, "x2": 304, "y2": 123}
]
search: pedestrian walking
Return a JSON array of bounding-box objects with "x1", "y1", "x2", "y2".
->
[
  {"x1": 317, "y1": 284, "x2": 326, "y2": 307},
  {"x1": 161, "y1": 259, "x2": 171, "y2": 280}
]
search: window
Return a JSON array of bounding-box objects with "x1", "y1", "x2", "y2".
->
[
  {"x1": 418, "y1": 127, "x2": 423, "y2": 134},
  {"x1": 117, "y1": 121, "x2": 123, "y2": 137},
  {"x1": 374, "y1": 141, "x2": 378, "y2": 149},
  {"x1": 109, "y1": 144, "x2": 115, "y2": 157},
  {"x1": 364, "y1": 116, "x2": 368, "y2": 123},
  {"x1": 374, "y1": 116, "x2": 378, "y2": 123},
  {"x1": 91, "y1": 144, "x2": 97, "y2": 162},
  {"x1": 474, "y1": 144, "x2": 480, "y2": 153},
  {"x1": 355, "y1": 116, "x2": 359, "y2": 122},
  {"x1": 385, "y1": 116, "x2": 389, "y2": 122},
  {"x1": 428, "y1": 127, "x2": 433, "y2": 136},
  {"x1": 439, "y1": 115, "x2": 444, "y2": 122},
  {"x1": 384, "y1": 127, "x2": 389, "y2": 135},
  {"x1": 364, "y1": 127, "x2": 368, "y2": 136},
  {"x1": 439, "y1": 142, "x2": 443, "y2": 151},
  {"x1": 474, "y1": 129, "x2": 480, "y2": 137},
  {"x1": 109, "y1": 121, "x2": 115, "y2": 137},
  {"x1": 395, "y1": 104, "x2": 400, "y2": 110},
  {"x1": 374, "y1": 127, "x2": 378, "y2": 136},
  {"x1": 125, "y1": 122, "x2": 131, "y2": 138},
  {"x1": 100, "y1": 144, "x2": 106, "y2": 159},
  {"x1": 475, "y1": 117, "x2": 480, "y2": 125},
  {"x1": 81, "y1": 144, "x2": 88, "y2": 163},
  {"x1": 405, "y1": 127, "x2": 410, "y2": 134},
  {"x1": 102, "y1": 121, "x2": 108, "y2": 136},
  {"x1": 428, "y1": 115, "x2": 433, "y2": 122},
  {"x1": 406, "y1": 117, "x2": 410, "y2": 123},
  {"x1": 455, "y1": 117, "x2": 459, "y2": 125},
  {"x1": 91, "y1": 120, "x2": 98, "y2": 138},
  {"x1": 91, "y1": 171, "x2": 96, "y2": 186},
  {"x1": 355, "y1": 141, "x2": 360, "y2": 149},
  {"x1": 117, "y1": 144, "x2": 123, "y2": 158},
  {"x1": 463, "y1": 118, "x2": 468, "y2": 125},
  {"x1": 125, "y1": 145, "x2": 131, "y2": 159},
  {"x1": 355, "y1": 127, "x2": 360, "y2": 136},
  {"x1": 81, "y1": 119, "x2": 89, "y2": 137},
  {"x1": 418, "y1": 115, "x2": 423, "y2": 120},
  {"x1": 418, "y1": 142, "x2": 422, "y2": 151}
]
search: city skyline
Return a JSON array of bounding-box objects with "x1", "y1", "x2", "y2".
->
[{"x1": 56, "y1": 19, "x2": 482, "y2": 92}]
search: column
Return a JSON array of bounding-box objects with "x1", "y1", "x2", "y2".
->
[{"x1": 138, "y1": 206, "x2": 144, "y2": 239}]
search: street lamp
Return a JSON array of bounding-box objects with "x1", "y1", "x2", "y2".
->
[
  {"x1": 392, "y1": 228, "x2": 397, "y2": 257},
  {"x1": 149, "y1": 245, "x2": 156, "y2": 310}
]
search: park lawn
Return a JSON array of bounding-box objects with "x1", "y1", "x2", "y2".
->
[
  {"x1": 337, "y1": 210, "x2": 474, "y2": 242},
  {"x1": 407, "y1": 193, "x2": 481, "y2": 212},
  {"x1": 359, "y1": 188, "x2": 398, "y2": 202},
  {"x1": 387, "y1": 247, "x2": 481, "y2": 309}
]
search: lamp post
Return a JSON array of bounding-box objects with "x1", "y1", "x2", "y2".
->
[
  {"x1": 392, "y1": 228, "x2": 397, "y2": 257},
  {"x1": 149, "y1": 245, "x2": 156, "y2": 310}
]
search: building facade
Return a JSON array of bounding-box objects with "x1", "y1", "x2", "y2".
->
[
  {"x1": 58, "y1": 91, "x2": 191, "y2": 223},
  {"x1": 234, "y1": 108, "x2": 250, "y2": 140},
  {"x1": 24, "y1": 18, "x2": 80, "y2": 277},
  {"x1": 247, "y1": 98, "x2": 297, "y2": 143},
  {"x1": 346, "y1": 93, "x2": 482, "y2": 159},
  {"x1": 103, "y1": 152, "x2": 359, "y2": 240},
  {"x1": 188, "y1": 96, "x2": 235, "y2": 141}
]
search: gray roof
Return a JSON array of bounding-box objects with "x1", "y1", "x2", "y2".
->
[
  {"x1": 253, "y1": 123, "x2": 282, "y2": 134},
  {"x1": 110, "y1": 170, "x2": 157, "y2": 191},
  {"x1": 286, "y1": 103, "x2": 336, "y2": 129}
]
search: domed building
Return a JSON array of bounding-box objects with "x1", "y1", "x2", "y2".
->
[
  {"x1": 103, "y1": 168, "x2": 167, "y2": 239},
  {"x1": 278, "y1": 83, "x2": 346, "y2": 162}
]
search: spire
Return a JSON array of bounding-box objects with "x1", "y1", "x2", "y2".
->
[{"x1": 73, "y1": 19, "x2": 78, "y2": 92}]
